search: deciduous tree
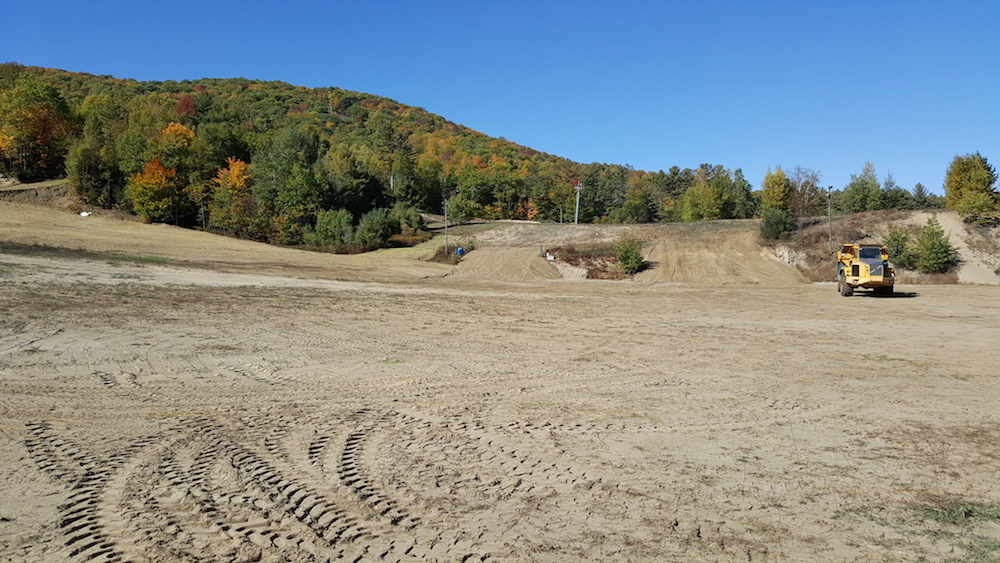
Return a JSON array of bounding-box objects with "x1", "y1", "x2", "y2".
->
[
  {"x1": 208, "y1": 158, "x2": 270, "y2": 239},
  {"x1": 944, "y1": 153, "x2": 998, "y2": 220},
  {"x1": 125, "y1": 159, "x2": 195, "y2": 225},
  {"x1": 788, "y1": 166, "x2": 824, "y2": 218},
  {"x1": 761, "y1": 166, "x2": 793, "y2": 215},
  {"x1": 0, "y1": 80, "x2": 75, "y2": 181},
  {"x1": 760, "y1": 167, "x2": 793, "y2": 238}
]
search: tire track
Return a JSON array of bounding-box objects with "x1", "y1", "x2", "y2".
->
[
  {"x1": 314, "y1": 408, "x2": 668, "y2": 559},
  {"x1": 187, "y1": 417, "x2": 435, "y2": 561},
  {"x1": 26, "y1": 405, "x2": 704, "y2": 561},
  {"x1": 215, "y1": 361, "x2": 301, "y2": 386},
  {"x1": 24, "y1": 422, "x2": 159, "y2": 562}
]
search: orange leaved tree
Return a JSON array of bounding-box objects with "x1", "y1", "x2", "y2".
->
[{"x1": 125, "y1": 159, "x2": 195, "y2": 225}]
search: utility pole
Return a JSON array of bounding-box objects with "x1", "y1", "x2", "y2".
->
[
  {"x1": 444, "y1": 196, "x2": 449, "y2": 256},
  {"x1": 573, "y1": 180, "x2": 583, "y2": 224},
  {"x1": 827, "y1": 186, "x2": 833, "y2": 256}
]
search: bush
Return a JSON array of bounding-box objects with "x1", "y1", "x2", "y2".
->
[
  {"x1": 445, "y1": 194, "x2": 481, "y2": 224},
  {"x1": 914, "y1": 216, "x2": 956, "y2": 273},
  {"x1": 616, "y1": 238, "x2": 644, "y2": 275},
  {"x1": 390, "y1": 204, "x2": 425, "y2": 236},
  {"x1": 310, "y1": 208, "x2": 354, "y2": 245},
  {"x1": 759, "y1": 207, "x2": 792, "y2": 239},
  {"x1": 354, "y1": 208, "x2": 399, "y2": 249}
]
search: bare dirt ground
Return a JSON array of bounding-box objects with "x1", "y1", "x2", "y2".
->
[{"x1": 2, "y1": 198, "x2": 1000, "y2": 562}]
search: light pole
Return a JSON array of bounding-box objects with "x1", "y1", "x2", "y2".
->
[
  {"x1": 573, "y1": 180, "x2": 583, "y2": 224},
  {"x1": 444, "y1": 189, "x2": 459, "y2": 256}
]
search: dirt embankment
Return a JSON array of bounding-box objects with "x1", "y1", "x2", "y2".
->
[
  {"x1": 1, "y1": 200, "x2": 808, "y2": 285},
  {"x1": 6, "y1": 184, "x2": 995, "y2": 287},
  {"x1": 770, "y1": 210, "x2": 1000, "y2": 285}
]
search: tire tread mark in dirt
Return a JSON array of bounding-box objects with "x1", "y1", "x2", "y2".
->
[
  {"x1": 171, "y1": 431, "x2": 321, "y2": 560},
  {"x1": 93, "y1": 371, "x2": 117, "y2": 388},
  {"x1": 187, "y1": 419, "x2": 398, "y2": 558},
  {"x1": 216, "y1": 362, "x2": 298, "y2": 386},
  {"x1": 0, "y1": 327, "x2": 63, "y2": 356},
  {"x1": 364, "y1": 409, "x2": 682, "y2": 559},
  {"x1": 24, "y1": 421, "x2": 157, "y2": 562},
  {"x1": 331, "y1": 410, "x2": 496, "y2": 562},
  {"x1": 337, "y1": 416, "x2": 421, "y2": 530}
]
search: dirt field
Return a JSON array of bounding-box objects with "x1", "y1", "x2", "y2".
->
[{"x1": 2, "y1": 200, "x2": 1000, "y2": 562}]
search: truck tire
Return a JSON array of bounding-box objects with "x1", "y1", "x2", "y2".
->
[{"x1": 838, "y1": 272, "x2": 853, "y2": 296}]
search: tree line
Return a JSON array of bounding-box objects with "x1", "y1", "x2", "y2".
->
[{"x1": 1, "y1": 64, "x2": 996, "y2": 250}]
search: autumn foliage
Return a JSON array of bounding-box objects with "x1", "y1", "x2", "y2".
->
[
  {"x1": 208, "y1": 158, "x2": 270, "y2": 240},
  {"x1": 0, "y1": 64, "x2": 966, "y2": 252},
  {"x1": 125, "y1": 159, "x2": 194, "y2": 224}
]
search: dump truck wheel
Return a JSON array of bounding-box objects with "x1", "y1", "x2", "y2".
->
[{"x1": 838, "y1": 272, "x2": 853, "y2": 296}]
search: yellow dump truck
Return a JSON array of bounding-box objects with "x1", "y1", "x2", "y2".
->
[{"x1": 836, "y1": 244, "x2": 894, "y2": 296}]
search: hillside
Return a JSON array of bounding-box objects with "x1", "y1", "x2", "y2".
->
[
  {"x1": 0, "y1": 63, "x2": 673, "y2": 233},
  {"x1": 3, "y1": 183, "x2": 998, "y2": 286}
]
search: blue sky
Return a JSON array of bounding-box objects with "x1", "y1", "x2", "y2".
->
[{"x1": 2, "y1": 0, "x2": 997, "y2": 194}]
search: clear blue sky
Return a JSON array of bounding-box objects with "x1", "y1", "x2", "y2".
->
[{"x1": 2, "y1": 0, "x2": 997, "y2": 194}]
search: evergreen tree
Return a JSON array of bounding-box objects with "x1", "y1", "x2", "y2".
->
[
  {"x1": 840, "y1": 162, "x2": 882, "y2": 212},
  {"x1": 914, "y1": 216, "x2": 956, "y2": 273}
]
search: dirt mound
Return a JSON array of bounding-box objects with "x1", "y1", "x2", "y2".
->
[
  {"x1": 636, "y1": 228, "x2": 808, "y2": 285},
  {"x1": 906, "y1": 211, "x2": 1000, "y2": 285},
  {"x1": 774, "y1": 210, "x2": 1000, "y2": 285},
  {"x1": 445, "y1": 247, "x2": 561, "y2": 282},
  {"x1": 456, "y1": 221, "x2": 806, "y2": 284}
]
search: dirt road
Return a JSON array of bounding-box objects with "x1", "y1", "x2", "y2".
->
[{"x1": 2, "y1": 202, "x2": 1000, "y2": 562}]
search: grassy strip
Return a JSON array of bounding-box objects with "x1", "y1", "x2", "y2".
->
[
  {"x1": 922, "y1": 501, "x2": 1000, "y2": 525},
  {"x1": 0, "y1": 241, "x2": 174, "y2": 266}
]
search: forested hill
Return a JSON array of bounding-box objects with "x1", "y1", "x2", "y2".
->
[
  {"x1": 1, "y1": 64, "x2": 958, "y2": 249},
  {"x1": 1, "y1": 64, "x2": 737, "y2": 236}
]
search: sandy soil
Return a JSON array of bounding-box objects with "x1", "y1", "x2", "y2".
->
[{"x1": 2, "y1": 201, "x2": 1000, "y2": 562}]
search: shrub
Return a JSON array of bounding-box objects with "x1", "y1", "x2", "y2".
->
[
  {"x1": 616, "y1": 238, "x2": 644, "y2": 275},
  {"x1": 390, "y1": 204, "x2": 425, "y2": 236},
  {"x1": 428, "y1": 240, "x2": 474, "y2": 264},
  {"x1": 445, "y1": 194, "x2": 481, "y2": 224},
  {"x1": 759, "y1": 207, "x2": 792, "y2": 239},
  {"x1": 354, "y1": 208, "x2": 399, "y2": 249},
  {"x1": 310, "y1": 208, "x2": 354, "y2": 246}
]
